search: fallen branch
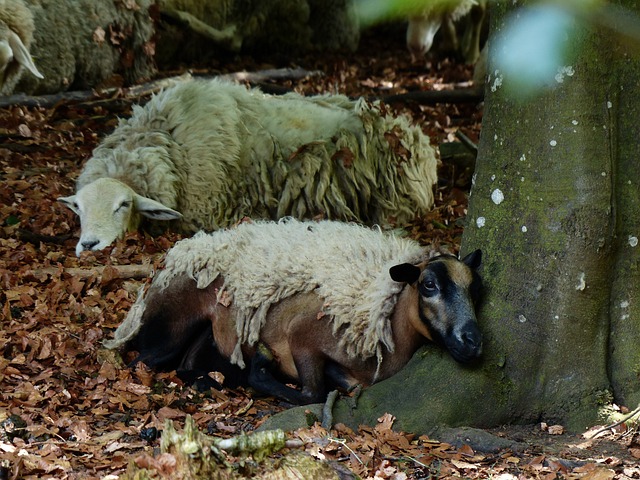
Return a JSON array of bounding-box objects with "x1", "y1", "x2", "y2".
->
[
  {"x1": 17, "y1": 228, "x2": 73, "y2": 246},
  {"x1": 439, "y1": 141, "x2": 476, "y2": 170},
  {"x1": 455, "y1": 129, "x2": 478, "y2": 154},
  {"x1": 380, "y1": 87, "x2": 484, "y2": 105},
  {"x1": 321, "y1": 390, "x2": 340, "y2": 430},
  {"x1": 32, "y1": 264, "x2": 153, "y2": 280},
  {"x1": 0, "y1": 143, "x2": 47, "y2": 154},
  {"x1": 0, "y1": 68, "x2": 323, "y2": 108},
  {"x1": 0, "y1": 90, "x2": 103, "y2": 109},
  {"x1": 219, "y1": 67, "x2": 322, "y2": 84}
]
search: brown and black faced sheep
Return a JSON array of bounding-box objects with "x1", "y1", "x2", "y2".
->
[{"x1": 105, "y1": 219, "x2": 483, "y2": 404}]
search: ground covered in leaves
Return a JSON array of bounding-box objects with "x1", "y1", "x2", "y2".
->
[{"x1": 1, "y1": 24, "x2": 639, "y2": 480}]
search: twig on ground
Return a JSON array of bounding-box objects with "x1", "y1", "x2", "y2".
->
[
  {"x1": 322, "y1": 390, "x2": 340, "y2": 430},
  {"x1": 0, "y1": 68, "x2": 323, "y2": 108},
  {"x1": 16, "y1": 228, "x2": 73, "y2": 245},
  {"x1": 379, "y1": 87, "x2": 484, "y2": 105},
  {"x1": 328, "y1": 437, "x2": 363, "y2": 465},
  {"x1": 32, "y1": 264, "x2": 154, "y2": 280},
  {"x1": 346, "y1": 384, "x2": 362, "y2": 411},
  {"x1": 592, "y1": 403, "x2": 640, "y2": 438},
  {"x1": 455, "y1": 129, "x2": 478, "y2": 154}
]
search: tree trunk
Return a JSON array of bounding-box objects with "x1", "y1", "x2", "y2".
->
[{"x1": 305, "y1": 1, "x2": 640, "y2": 434}]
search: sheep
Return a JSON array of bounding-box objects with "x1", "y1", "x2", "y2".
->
[
  {"x1": 11, "y1": 0, "x2": 156, "y2": 95},
  {"x1": 155, "y1": 0, "x2": 359, "y2": 65},
  {"x1": 0, "y1": 0, "x2": 43, "y2": 95},
  {"x1": 58, "y1": 78, "x2": 438, "y2": 257},
  {"x1": 105, "y1": 219, "x2": 483, "y2": 404},
  {"x1": 406, "y1": 0, "x2": 487, "y2": 64}
]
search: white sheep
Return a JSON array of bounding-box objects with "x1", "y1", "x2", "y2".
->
[
  {"x1": 59, "y1": 78, "x2": 438, "y2": 256},
  {"x1": 105, "y1": 219, "x2": 483, "y2": 403},
  {"x1": 406, "y1": 0, "x2": 486, "y2": 64},
  {"x1": 0, "y1": 0, "x2": 43, "y2": 95},
  {"x1": 11, "y1": 0, "x2": 156, "y2": 95}
]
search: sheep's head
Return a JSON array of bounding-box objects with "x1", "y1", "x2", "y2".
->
[
  {"x1": 58, "y1": 178, "x2": 182, "y2": 256},
  {"x1": 390, "y1": 249, "x2": 483, "y2": 363},
  {"x1": 406, "y1": 13, "x2": 445, "y2": 57},
  {"x1": 405, "y1": 0, "x2": 476, "y2": 58}
]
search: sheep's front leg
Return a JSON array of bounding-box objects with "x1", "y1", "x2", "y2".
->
[
  {"x1": 247, "y1": 344, "x2": 326, "y2": 405},
  {"x1": 292, "y1": 352, "x2": 328, "y2": 404}
]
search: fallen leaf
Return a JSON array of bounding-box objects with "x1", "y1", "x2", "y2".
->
[
  {"x1": 93, "y1": 26, "x2": 106, "y2": 43},
  {"x1": 94, "y1": 430, "x2": 124, "y2": 446},
  {"x1": 580, "y1": 468, "x2": 616, "y2": 480},
  {"x1": 547, "y1": 425, "x2": 564, "y2": 435}
]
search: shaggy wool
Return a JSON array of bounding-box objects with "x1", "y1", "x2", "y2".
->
[
  {"x1": 106, "y1": 219, "x2": 431, "y2": 369},
  {"x1": 76, "y1": 79, "x2": 437, "y2": 233},
  {"x1": 0, "y1": 0, "x2": 36, "y2": 95}
]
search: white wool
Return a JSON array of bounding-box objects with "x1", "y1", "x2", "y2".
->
[
  {"x1": 67, "y1": 78, "x2": 438, "y2": 256},
  {"x1": 406, "y1": 0, "x2": 477, "y2": 57},
  {"x1": 418, "y1": 0, "x2": 475, "y2": 21},
  {"x1": 0, "y1": 0, "x2": 41, "y2": 95},
  {"x1": 107, "y1": 220, "x2": 429, "y2": 368}
]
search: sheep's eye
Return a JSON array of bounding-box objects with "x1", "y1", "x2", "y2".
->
[
  {"x1": 423, "y1": 280, "x2": 437, "y2": 290},
  {"x1": 115, "y1": 201, "x2": 131, "y2": 213},
  {"x1": 419, "y1": 280, "x2": 438, "y2": 296}
]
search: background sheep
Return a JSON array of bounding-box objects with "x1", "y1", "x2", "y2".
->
[
  {"x1": 13, "y1": 0, "x2": 156, "y2": 95},
  {"x1": 2, "y1": 0, "x2": 360, "y2": 95},
  {"x1": 0, "y1": 0, "x2": 42, "y2": 95},
  {"x1": 59, "y1": 78, "x2": 438, "y2": 256},
  {"x1": 406, "y1": 0, "x2": 487, "y2": 64},
  {"x1": 156, "y1": 0, "x2": 359, "y2": 65},
  {"x1": 106, "y1": 220, "x2": 483, "y2": 404}
]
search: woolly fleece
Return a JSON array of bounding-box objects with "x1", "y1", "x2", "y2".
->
[
  {"x1": 417, "y1": 0, "x2": 475, "y2": 21},
  {"x1": 0, "y1": 0, "x2": 36, "y2": 95},
  {"x1": 106, "y1": 219, "x2": 430, "y2": 369},
  {"x1": 75, "y1": 78, "x2": 437, "y2": 235},
  {"x1": 14, "y1": 0, "x2": 156, "y2": 95}
]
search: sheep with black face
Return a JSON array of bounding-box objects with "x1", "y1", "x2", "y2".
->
[{"x1": 106, "y1": 220, "x2": 483, "y2": 404}]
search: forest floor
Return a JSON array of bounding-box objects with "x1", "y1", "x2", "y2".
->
[{"x1": 1, "y1": 23, "x2": 639, "y2": 480}]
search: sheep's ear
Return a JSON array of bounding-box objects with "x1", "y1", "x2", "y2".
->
[
  {"x1": 133, "y1": 194, "x2": 183, "y2": 221},
  {"x1": 58, "y1": 195, "x2": 79, "y2": 214},
  {"x1": 8, "y1": 31, "x2": 43, "y2": 79},
  {"x1": 461, "y1": 249, "x2": 482, "y2": 270},
  {"x1": 389, "y1": 263, "x2": 421, "y2": 284}
]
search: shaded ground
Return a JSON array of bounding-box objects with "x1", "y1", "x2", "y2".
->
[{"x1": 1, "y1": 23, "x2": 639, "y2": 479}]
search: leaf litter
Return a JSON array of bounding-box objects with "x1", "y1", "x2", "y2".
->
[{"x1": 0, "y1": 23, "x2": 639, "y2": 479}]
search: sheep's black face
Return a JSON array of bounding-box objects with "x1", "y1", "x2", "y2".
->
[
  {"x1": 419, "y1": 251, "x2": 483, "y2": 363},
  {"x1": 390, "y1": 250, "x2": 483, "y2": 363}
]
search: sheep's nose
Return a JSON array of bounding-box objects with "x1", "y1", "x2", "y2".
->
[
  {"x1": 81, "y1": 239, "x2": 99, "y2": 251},
  {"x1": 461, "y1": 327, "x2": 482, "y2": 350}
]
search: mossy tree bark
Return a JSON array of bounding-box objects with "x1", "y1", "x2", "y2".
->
[{"x1": 321, "y1": 0, "x2": 640, "y2": 434}]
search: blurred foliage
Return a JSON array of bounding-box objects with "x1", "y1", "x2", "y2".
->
[
  {"x1": 494, "y1": 0, "x2": 640, "y2": 95},
  {"x1": 356, "y1": 0, "x2": 640, "y2": 95}
]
